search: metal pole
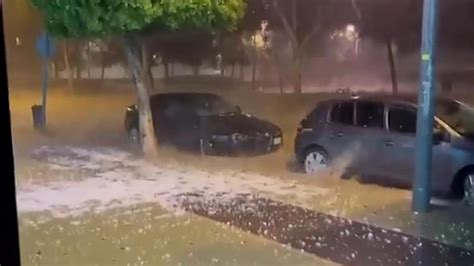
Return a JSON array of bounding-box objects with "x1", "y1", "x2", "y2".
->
[
  {"x1": 41, "y1": 60, "x2": 48, "y2": 124},
  {"x1": 40, "y1": 37, "x2": 50, "y2": 128},
  {"x1": 413, "y1": 0, "x2": 439, "y2": 213}
]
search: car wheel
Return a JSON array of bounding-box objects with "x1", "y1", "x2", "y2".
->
[
  {"x1": 128, "y1": 127, "x2": 141, "y2": 148},
  {"x1": 464, "y1": 173, "x2": 474, "y2": 206},
  {"x1": 304, "y1": 147, "x2": 329, "y2": 175}
]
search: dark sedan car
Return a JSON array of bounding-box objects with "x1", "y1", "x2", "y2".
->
[
  {"x1": 125, "y1": 93, "x2": 282, "y2": 156},
  {"x1": 294, "y1": 94, "x2": 474, "y2": 204}
]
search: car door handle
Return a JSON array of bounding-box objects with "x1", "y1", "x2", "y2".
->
[
  {"x1": 384, "y1": 140, "x2": 394, "y2": 147},
  {"x1": 331, "y1": 131, "x2": 344, "y2": 137}
]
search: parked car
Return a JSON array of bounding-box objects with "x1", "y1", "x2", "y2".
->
[
  {"x1": 125, "y1": 93, "x2": 282, "y2": 156},
  {"x1": 294, "y1": 94, "x2": 474, "y2": 203}
]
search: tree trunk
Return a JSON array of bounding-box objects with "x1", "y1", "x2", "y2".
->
[
  {"x1": 272, "y1": 0, "x2": 304, "y2": 93},
  {"x1": 193, "y1": 65, "x2": 200, "y2": 76},
  {"x1": 272, "y1": 51, "x2": 284, "y2": 94},
  {"x1": 239, "y1": 64, "x2": 244, "y2": 81},
  {"x1": 279, "y1": 75, "x2": 284, "y2": 94},
  {"x1": 292, "y1": 0, "x2": 297, "y2": 34},
  {"x1": 51, "y1": 62, "x2": 58, "y2": 79},
  {"x1": 231, "y1": 63, "x2": 235, "y2": 78},
  {"x1": 170, "y1": 63, "x2": 174, "y2": 76},
  {"x1": 87, "y1": 43, "x2": 91, "y2": 78},
  {"x1": 76, "y1": 66, "x2": 83, "y2": 79},
  {"x1": 123, "y1": 37, "x2": 159, "y2": 159},
  {"x1": 293, "y1": 51, "x2": 302, "y2": 93},
  {"x1": 101, "y1": 64, "x2": 105, "y2": 79},
  {"x1": 294, "y1": 68, "x2": 302, "y2": 93},
  {"x1": 386, "y1": 38, "x2": 398, "y2": 94},
  {"x1": 100, "y1": 49, "x2": 106, "y2": 79},
  {"x1": 63, "y1": 41, "x2": 73, "y2": 89},
  {"x1": 163, "y1": 57, "x2": 170, "y2": 80}
]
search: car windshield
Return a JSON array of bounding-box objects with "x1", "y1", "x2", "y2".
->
[
  {"x1": 195, "y1": 96, "x2": 239, "y2": 116},
  {"x1": 436, "y1": 100, "x2": 474, "y2": 137}
]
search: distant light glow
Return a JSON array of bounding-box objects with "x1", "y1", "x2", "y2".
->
[
  {"x1": 346, "y1": 24, "x2": 356, "y2": 33},
  {"x1": 344, "y1": 24, "x2": 359, "y2": 42}
]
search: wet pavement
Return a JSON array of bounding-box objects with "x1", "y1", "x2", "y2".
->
[{"x1": 178, "y1": 194, "x2": 474, "y2": 266}]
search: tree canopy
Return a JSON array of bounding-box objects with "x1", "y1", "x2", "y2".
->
[
  {"x1": 30, "y1": 0, "x2": 247, "y2": 157},
  {"x1": 357, "y1": 0, "x2": 422, "y2": 54},
  {"x1": 32, "y1": 0, "x2": 246, "y2": 38}
]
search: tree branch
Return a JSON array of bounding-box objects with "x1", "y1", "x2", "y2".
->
[
  {"x1": 351, "y1": 0, "x2": 362, "y2": 20},
  {"x1": 268, "y1": 0, "x2": 297, "y2": 47},
  {"x1": 299, "y1": 24, "x2": 320, "y2": 54},
  {"x1": 298, "y1": 2, "x2": 324, "y2": 54},
  {"x1": 292, "y1": 0, "x2": 297, "y2": 35}
]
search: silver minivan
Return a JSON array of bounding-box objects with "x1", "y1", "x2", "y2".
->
[{"x1": 294, "y1": 94, "x2": 474, "y2": 203}]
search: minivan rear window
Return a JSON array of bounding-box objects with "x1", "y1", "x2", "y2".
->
[
  {"x1": 301, "y1": 102, "x2": 329, "y2": 127},
  {"x1": 330, "y1": 102, "x2": 354, "y2": 125}
]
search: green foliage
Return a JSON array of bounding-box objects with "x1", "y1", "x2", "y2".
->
[{"x1": 31, "y1": 0, "x2": 246, "y2": 38}]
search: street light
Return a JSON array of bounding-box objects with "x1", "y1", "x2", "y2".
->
[{"x1": 346, "y1": 24, "x2": 356, "y2": 33}]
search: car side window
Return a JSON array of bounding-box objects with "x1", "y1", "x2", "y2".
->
[
  {"x1": 193, "y1": 98, "x2": 212, "y2": 116},
  {"x1": 389, "y1": 106, "x2": 417, "y2": 134},
  {"x1": 330, "y1": 102, "x2": 354, "y2": 125},
  {"x1": 355, "y1": 101, "x2": 385, "y2": 129},
  {"x1": 163, "y1": 99, "x2": 184, "y2": 118}
]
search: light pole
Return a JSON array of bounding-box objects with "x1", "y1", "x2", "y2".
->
[
  {"x1": 251, "y1": 32, "x2": 257, "y2": 90},
  {"x1": 34, "y1": 32, "x2": 55, "y2": 129},
  {"x1": 261, "y1": 20, "x2": 269, "y2": 47},
  {"x1": 251, "y1": 20, "x2": 268, "y2": 91},
  {"x1": 413, "y1": 0, "x2": 439, "y2": 213}
]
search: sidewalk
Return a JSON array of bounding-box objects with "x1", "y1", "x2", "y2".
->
[{"x1": 19, "y1": 204, "x2": 336, "y2": 266}]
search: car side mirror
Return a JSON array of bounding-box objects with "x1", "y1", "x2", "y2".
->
[{"x1": 236, "y1": 105, "x2": 242, "y2": 113}]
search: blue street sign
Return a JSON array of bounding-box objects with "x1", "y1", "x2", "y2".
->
[{"x1": 36, "y1": 32, "x2": 56, "y2": 59}]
